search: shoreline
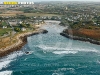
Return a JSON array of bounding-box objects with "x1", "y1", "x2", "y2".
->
[
  {"x1": 60, "y1": 29, "x2": 100, "y2": 45},
  {"x1": 0, "y1": 29, "x2": 48, "y2": 57}
]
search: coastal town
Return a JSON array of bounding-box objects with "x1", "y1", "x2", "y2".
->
[
  {"x1": 0, "y1": 1, "x2": 100, "y2": 75},
  {"x1": 0, "y1": 1, "x2": 100, "y2": 55}
]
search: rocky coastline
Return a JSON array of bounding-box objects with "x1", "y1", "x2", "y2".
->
[
  {"x1": 0, "y1": 29, "x2": 48, "y2": 57},
  {"x1": 60, "y1": 29, "x2": 100, "y2": 45}
]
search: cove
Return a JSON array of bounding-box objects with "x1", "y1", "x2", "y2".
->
[{"x1": 0, "y1": 20, "x2": 100, "y2": 75}]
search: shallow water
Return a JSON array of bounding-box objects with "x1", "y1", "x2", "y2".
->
[{"x1": 0, "y1": 20, "x2": 100, "y2": 75}]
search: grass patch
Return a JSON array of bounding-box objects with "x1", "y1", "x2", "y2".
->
[
  {"x1": 0, "y1": 14, "x2": 16, "y2": 16},
  {"x1": 0, "y1": 28, "x2": 12, "y2": 36},
  {"x1": 2, "y1": 21, "x2": 7, "y2": 26},
  {"x1": 24, "y1": 13, "x2": 62, "y2": 17},
  {"x1": 69, "y1": 28, "x2": 100, "y2": 41}
]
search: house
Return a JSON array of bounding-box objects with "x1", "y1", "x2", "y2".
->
[
  {"x1": 66, "y1": 7, "x2": 68, "y2": 10},
  {"x1": 21, "y1": 28, "x2": 26, "y2": 31},
  {"x1": 94, "y1": 23, "x2": 97, "y2": 25},
  {"x1": 9, "y1": 20, "x2": 18, "y2": 26},
  {"x1": 2, "y1": 26, "x2": 7, "y2": 29},
  {"x1": 19, "y1": 21, "x2": 23, "y2": 24}
]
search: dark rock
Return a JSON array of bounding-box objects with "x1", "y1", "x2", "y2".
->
[
  {"x1": 42, "y1": 30, "x2": 48, "y2": 34},
  {"x1": 25, "y1": 51, "x2": 29, "y2": 54}
]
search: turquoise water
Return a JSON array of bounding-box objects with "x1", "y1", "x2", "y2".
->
[{"x1": 0, "y1": 21, "x2": 100, "y2": 75}]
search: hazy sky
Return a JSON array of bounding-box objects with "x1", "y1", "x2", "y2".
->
[{"x1": 1, "y1": 0, "x2": 100, "y2": 2}]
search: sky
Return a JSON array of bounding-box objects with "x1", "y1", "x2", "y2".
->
[{"x1": 0, "y1": 0, "x2": 100, "y2": 2}]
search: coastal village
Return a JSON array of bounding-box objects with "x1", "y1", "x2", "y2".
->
[
  {"x1": 0, "y1": 1, "x2": 100, "y2": 75},
  {"x1": 0, "y1": 1, "x2": 100, "y2": 56}
]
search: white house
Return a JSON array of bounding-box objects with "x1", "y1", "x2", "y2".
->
[
  {"x1": 2, "y1": 26, "x2": 7, "y2": 29},
  {"x1": 19, "y1": 21, "x2": 23, "y2": 24},
  {"x1": 21, "y1": 28, "x2": 26, "y2": 31},
  {"x1": 66, "y1": 7, "x2": 68, "y2": 10}
]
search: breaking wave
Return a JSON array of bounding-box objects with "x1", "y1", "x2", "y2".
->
[
  {"x1": 0, "y1": 71, "x2": 12, "y2": 75},
  {"x1": 0, "y1": 51, "x2": 24, "y2": 71},
  {"x1": 36, "y1": 45, "x2": 99, "y2": 54}
]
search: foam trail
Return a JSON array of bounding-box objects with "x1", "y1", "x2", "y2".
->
[
  {"x1": 53, "y1": 51, "x2": 78, "y2": 54},
  {"x1": 37, "y1": 45, "x2": 99, "y2": 54},
  {"x1": 0, "y1": 71, "x2": 12, "y2": 75},
  {"x1": 0, "y1": 51, "x2": 24, "y2": 61}
]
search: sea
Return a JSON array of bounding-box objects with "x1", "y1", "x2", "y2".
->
[{"x1": 0, "y1": 20, "x2": 100, "y2": 75}]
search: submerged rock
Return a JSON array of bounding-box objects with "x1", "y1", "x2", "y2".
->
[
  {"x1": 25, "y1": 51, "x2": 30, "y2": 54},
  {"x1": 42, "y1": 30, "x2": 48, "y2": 34}
]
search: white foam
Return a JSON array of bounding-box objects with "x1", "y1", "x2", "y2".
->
[
  {"x1": 0, "y1": 61, "x2": 11, "y2": 70},
  {"x1": 0, "y1": 71, "x2": 12, "y2": 75},
  {"x1": 1, "y1": 51, "x2": 24, "y2": 61},
  {"x1": 25, "y1": 51, "x2": 34, "y2": 55},
  {"x1": 96, "y1": 60, "x2": 100, "y2": 64},
  {"x1": 37, "y1": 45, "x2": 99, "y2": 54},
  {"x1": 53, "y1": 51, "x2": 78, "y2": 54},
  {"x1": 52, "y1": 73, "x2": 60, "y2": 75},
  {"x1": 0, "y1": 51, "x2": 24, "y2": 71}
]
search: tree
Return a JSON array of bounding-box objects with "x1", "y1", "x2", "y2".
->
[{"x1": 14, "y1": 27, "x2": 21, "y2": 32}]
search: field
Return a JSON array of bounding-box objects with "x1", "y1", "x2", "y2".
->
[
  {"x1": 0, "y1": 14, "x2": 16, "y2": 16},
  {"x1": 69, "y1": 28, "x2": 100, "y2": 41},
  {"x1": 0, "y1": 29, "x2": 34, "y2": 49},
  {"x1": 4, "y1": 10, "x2": 24, "y2": 14},
  {"x1": 24, "y1": 13, "x2": 62, "y2": 17},
  {"x1": 0, "y1": 28, "x2": 14, "y2": 48},
  {"x1": 0, "y1": 10, "x2": 24, "y2": 16},
  {"x1": 1, "y1": 21, "x2": 7, "y2": 26},
  {"x1": 0, "y1": 12, "x2": 62, "y2": 17},
  {"x1": 0, "y1": 28, "x2": 12, "y2": 36}
]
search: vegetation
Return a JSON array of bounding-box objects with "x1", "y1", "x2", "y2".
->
[
  {"x1": 0, "y1": 1, "x2": 100, "y2": 41},
  {"x1": 14, "y1": 27, "x2": 21, "y2": 32},
  {"x1": 0, "y1": 28, "x2": 12, "y2": 36}
]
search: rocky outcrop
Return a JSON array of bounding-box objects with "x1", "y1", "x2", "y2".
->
[
  {"x1": 0, "y1": 29, "x2": 48, "y2": 57},
  {"x1": 0, "y1": 36, "x2": 27, "y2": 57},
  {"x1": 60, "y1": 29, "x2": 100, "y2": 45},
  {"x1": 41, "y1": 30, "x2": 48, "y2": 34}
]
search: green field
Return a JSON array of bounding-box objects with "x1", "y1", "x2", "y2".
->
[
  {"x1": 0, "y1": 28, "x2": 12, "y2": 36},
  {"x1": 2, "y1": 21, "x2": 7, "y2": 26}
]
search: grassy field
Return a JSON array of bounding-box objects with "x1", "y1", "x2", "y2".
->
[
  {"x1": 0, "y1": 28, "x2": 12, "y2": 36},
  {"x1": 0, "y1": 35, "x2": 17, "y2": 49},
  {"x1": 24, "y1": 13, "x2": 62, "y2": 17},
  {"x1": 0, "y1": 28, "x2": 35, "y2": 49},
  {"x1": 0, "y1": 10, "x2": 23, "y2": 16},
  {"x1": 2, "y1": 21, "x2": 7, "y2": 26},
  {"x1": 0, "y1": 14, "x2": 16, "y2": 16},
  {"x1": 0, "y1": 13, "x2": 62, "y2": 17},
  {"x1": 68, "y1": 28, "x2": 100, "y2": 41}
]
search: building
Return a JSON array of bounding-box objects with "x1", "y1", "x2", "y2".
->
[
  {"x1": 21, "y1": 27, "x2": 26, "y2": 31},
  {"x1": 2, "y1": 26, "x2": 7, "y2": 29}
]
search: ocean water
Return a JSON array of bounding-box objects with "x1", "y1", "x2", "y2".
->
[{"x1": 0, "y1": 20, "x2": 100, "y2": 75}]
